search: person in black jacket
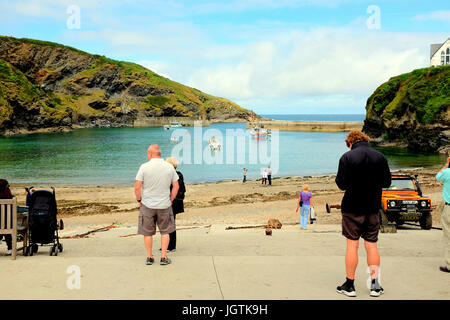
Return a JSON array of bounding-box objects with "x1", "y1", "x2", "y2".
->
[
  {"x1": 335, "y1": 130, "x2": 391, "y2": 298},
  {"x1": 166, "y1": 157, "x2": 186, "y2": 252}
]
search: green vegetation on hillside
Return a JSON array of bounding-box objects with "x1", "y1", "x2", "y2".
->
[
  {"x1": 0, "y1": 36, "x2": 255, "y2": 132},
  {"x1": 366, "y1": 65, "x2": 450, "y2": 124}
]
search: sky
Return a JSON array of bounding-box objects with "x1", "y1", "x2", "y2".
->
[{"x1": 0, "y1": 0, "x2": 449, "y2": 115}]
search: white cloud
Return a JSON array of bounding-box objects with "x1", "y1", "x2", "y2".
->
[
  {"x1": 412, "y1": 10, "x2": 450, "y2": 23},
  {"x1": 2, "y1": 0, "x2": 448, "y2": 114},
  {"x1": 184, "y1": 28, "x2": 435, "y2": 102}
]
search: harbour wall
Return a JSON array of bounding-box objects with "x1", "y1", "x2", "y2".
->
[{"x1": 246, "y1": 120, "x2": 363, "y2": 132}]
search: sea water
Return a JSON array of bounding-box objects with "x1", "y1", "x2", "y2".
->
[{"x1": 0, "y1": 118, "x2": 445, "y2": 185}]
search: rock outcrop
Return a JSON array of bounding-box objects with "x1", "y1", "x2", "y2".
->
[
  {"x1": 0, "y1": 36, "x2": 257, "y2": 135},
  {"x1": 362, "y1": 66, "x2": 450, "y2": 153}
]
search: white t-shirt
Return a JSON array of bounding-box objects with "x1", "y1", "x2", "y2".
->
[
  {"x1": 262, "y1": 170, "x2": 268, "y2": 178},
  {"x1": 135, "y1": 158, "x2": 179, "y2": 209}
]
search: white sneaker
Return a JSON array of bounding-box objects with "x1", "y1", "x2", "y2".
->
[{"x1": 6, "y1": 249, "x2": 12, "y2": 255}]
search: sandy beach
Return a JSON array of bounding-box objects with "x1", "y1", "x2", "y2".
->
[
  {"x1": 3, "y1": 167, "x2": 449, "y2": 300},
  {"x1": 9, "y1": 167, "x2": 445, "y2": 231}
]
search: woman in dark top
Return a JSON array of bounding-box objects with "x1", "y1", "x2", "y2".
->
[
  {"x1": 0, "y1": 179, "x2": 13, "y2": 255},
  {"x1": 166, "y1": 157, "x2": 186, "y2": 252}
]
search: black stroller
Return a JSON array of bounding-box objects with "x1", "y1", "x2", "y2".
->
[{"x1": 25, "y1": 186, "x2": 64, "y2": 256}]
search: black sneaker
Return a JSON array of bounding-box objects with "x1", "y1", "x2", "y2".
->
[
  {"x1": 146, "y1": 257, "x2": 154, "y2": 265},
  {"x1": 369, "y1": 279, "x2": 384, "y2": 297},
  {"x1": 160, "y1": 257, "x2": 172, "y2": 265},
  {"x1": 337, "y1": 281, "x2": 356, "y2": 297}
]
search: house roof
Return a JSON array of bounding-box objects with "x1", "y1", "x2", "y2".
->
[
  {"x1": 430, "y1": 43, "x2": 443, "y2": 58},
  {"x1": 430, "y1": 38, "x2": 450, "y2": 59}
]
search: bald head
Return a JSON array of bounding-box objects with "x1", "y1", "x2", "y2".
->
[{"x1": 147, "y1": 144, "x2": 161, "y2": 160}]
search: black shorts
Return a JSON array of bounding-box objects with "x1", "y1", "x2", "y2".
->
[{"x1": 342, "y1": 212, "x2": 379, "y2": 242}]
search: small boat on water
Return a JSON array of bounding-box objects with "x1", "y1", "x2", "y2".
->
[
  {"x1": 250, "y1": 127, "x2": 269, "y2": 139},
  {"x1": 170, "y1": 121, "x2": 182, "y2": 128},
  {"x1": 163, "y1": 121, "x2": 183, "y2": 130},
  {"x1": 208, "y1": 136, "x2": 222, "y2": 151}
]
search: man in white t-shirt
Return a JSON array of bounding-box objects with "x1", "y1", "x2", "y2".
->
[{"x1": 135, "y1": 144, "x2": 179, "y2": 266}]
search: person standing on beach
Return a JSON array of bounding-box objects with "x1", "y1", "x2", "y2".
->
[
  {"x1": 262, "y1": 168, "x2": 267, "y2": 185},
  {"x1": 267, "y1": 166, "x2": 272, "y2": 186},
  {"x1": 435, "y1": 157, "x2": 450, "y2": 273},
  {"x1": 165, "y1": 157, "x2": 186, "y2": 252},
  {"x1": 335, "y1": 130, "x2": 391, "y2": 297},
  {"x1": 243, "y1": 168, "x2": 247, "y2": 183},
  {"x1": 135, "y1": 145, "x2": 179, "y2": 266},
  {"x1": 296, "y1": 185, "x2": 313, "y2": 229}
]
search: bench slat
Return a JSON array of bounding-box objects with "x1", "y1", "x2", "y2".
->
[
  {"x1": 7, "y1": 203, "x2": 11, "y2": 229},
  {"x1": 0, "y1": 204, "x2": 5, "y2": 230}
]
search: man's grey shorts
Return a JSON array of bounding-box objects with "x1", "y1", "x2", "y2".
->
[{"x1": 138, "y1": 205, "x2": 175, "y2": 236}]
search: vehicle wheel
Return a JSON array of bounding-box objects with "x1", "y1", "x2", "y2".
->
[
  {"x1": 32, "y1": 244, "x2": 38, "y2": 253},
  {"x1": 24, "y1": 246, "x2": 29, "y2": 256},
  {"x1": 54, "y1": 245, "x2": 58, "y2": 256},
  {"x1": 30, "y1": 246, "x2": 34, "y2": 256},
  {"x1": 420, "y1": 213, "x2": 432, "y2": 230},
  {"x1": 378, "y1": 209, "x2": 389, "y2": 227},
  {"x1": 58, "y1": 243, "x2": 63, "y2": 253},
  {"x1": 50, "y1": 246, "x2": 55, "y2": 256}
]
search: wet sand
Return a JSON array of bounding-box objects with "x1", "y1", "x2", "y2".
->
[{"x1": 9, "y1": 167, "x2": 444, "y2": 232}]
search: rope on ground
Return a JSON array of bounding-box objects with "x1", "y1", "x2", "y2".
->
[
  {"x1": 225, "y1": 222, "x2": 299, "y2": 230},
  {"x1": 61, "y1": 223, "x2": 120, "y2": 239}
]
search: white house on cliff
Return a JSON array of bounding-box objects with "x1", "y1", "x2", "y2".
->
[{"x1": 430, "y1": 38, "x2": 450, "y2": 66}]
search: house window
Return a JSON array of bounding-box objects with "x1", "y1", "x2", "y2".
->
[
  {"x1": 442, "y1": 51, "x2": 446, "y2": 65},
  {"x1": 447, "y1": 48, "x2": 450, "y2": 64}
]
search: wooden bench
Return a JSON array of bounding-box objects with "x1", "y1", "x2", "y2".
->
[{"x1": 0, "y1": 198, "x2": 17, "y2": 260}]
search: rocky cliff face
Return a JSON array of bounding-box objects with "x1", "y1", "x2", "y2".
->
[
  {"x1": 362, "y1": 66, "x2": 450, "y2": 153},
  {"x1": 0, "y1": 36, "x2": 257, "y2": 135}
]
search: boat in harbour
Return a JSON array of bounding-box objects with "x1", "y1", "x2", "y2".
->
[
  {"x1": 163, "y1": 121, "x2": 183, "y2": 130},
  {"x1": 250, "y1": 127, "x2": 269, "y2": 139},
  {"x1": 208, "y1": 136, "x2": 222, "y2": 151}
]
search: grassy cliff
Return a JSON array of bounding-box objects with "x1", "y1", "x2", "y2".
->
[
  {"x1": 363, "y1": 65, "x2": 450, "y2": 152},
  {"x1": 0, "y1": 36, "x2": 256, "y2": 134},
  {"x1": 366, "y1": 65, "x2": 450, "y2": 124}
]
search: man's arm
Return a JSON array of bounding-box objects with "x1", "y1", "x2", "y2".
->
[
  {"x1": 335, "y1": 156, "x2": 348, "y2": 191},
  {"x1": 436, "y1": 157, "x2": 450, "y2": 181},
  {"x1": 135, "y1": 180, "x2": 142, "y2": 207},
  {"x1": 381, "y1": 157, "x2": 392, "y2": 188},
  {"x1": 170, "y1": 180, "x2": 179, "y2": 203}
]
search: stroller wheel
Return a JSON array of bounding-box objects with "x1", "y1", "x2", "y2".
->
[
  {"x1": 30, "y1": 246, "x2": 34, "y2": 256},
  {"x1": 58, "y1": 243, "x2": 63, "y2": 253},
  {"x1": 54, "y1": 246, "x2": 58, "y2": 256},
  {"x1": 24, "y1": 246, "x2": 29, "y2": 256},
  {"x1": 32, "y1": 244, "x2": 38, "y2": 253},
  {"x1": 49, "y1": 246, "x2": 55, "y2": 256}
]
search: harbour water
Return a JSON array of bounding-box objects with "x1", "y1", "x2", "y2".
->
[{"x1": 0, "y1": 116, "x2": 445, "y2": 185}]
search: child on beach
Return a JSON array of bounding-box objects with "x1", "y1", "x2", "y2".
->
[{"x1": 296, "y1": 185, "x2": 313, "y2": 229}]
